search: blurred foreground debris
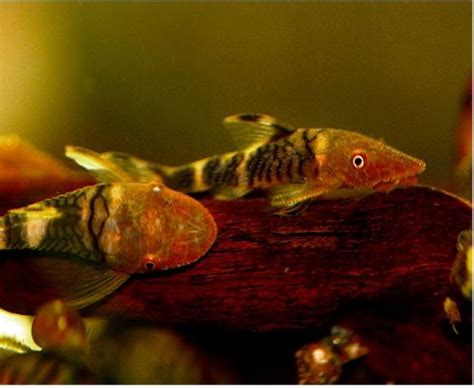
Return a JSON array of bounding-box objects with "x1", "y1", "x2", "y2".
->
[
  {"x1": 0, "y1": 300, "x2": 236, "y2": 384},
  {"x1": 295, "y1": 326, "x2": 368, "y2": 384},
  {"x1": 444, "y1": 229, "x2": 472, "y2": 336}
]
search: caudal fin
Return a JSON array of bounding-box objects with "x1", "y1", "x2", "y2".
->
[
  {"x1": 101, "y1": 151, "x2": 197, "y2": 192},
  {"x1": 100, "y1": 151, "x2": 172, "y2": 184}
]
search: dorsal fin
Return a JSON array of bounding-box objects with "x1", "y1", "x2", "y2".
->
[
  {"x1": 223, "y1": 113, "x2": 295, "y2": 150},
  {"x1": 65, "y1": 146, "x2": 134, "y2": 183}
]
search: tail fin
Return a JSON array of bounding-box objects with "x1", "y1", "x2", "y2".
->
[
  {"x1": 100, "y1": 151, "x2": 173, "y2": 184},
  {"x1": 100, "y1": 151, "x2": 197, "y2": 192}
]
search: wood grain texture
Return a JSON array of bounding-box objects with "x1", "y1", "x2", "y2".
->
[{"x1": 0, "y1": 186, "x2": 470, "y2": 332}]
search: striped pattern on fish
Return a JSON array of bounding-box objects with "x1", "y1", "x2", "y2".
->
[
  {"x1": 158, "y1": 128, "x2": 320, "y2": 194},
  {"x1": 1, "y1": 186, "x2": 104, "y2": 262}
]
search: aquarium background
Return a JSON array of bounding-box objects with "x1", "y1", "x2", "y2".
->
[{"x1": 0, "y1": 2, "x2": 471, "y2": 186}]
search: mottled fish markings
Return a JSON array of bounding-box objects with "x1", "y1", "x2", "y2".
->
[
  {"x1": 87, "y1": 185, "x2": 109, "y2": 258},
  {"x1": 202, "y1": 157, "x2": 221, "y2": 186},
  {"x1": 244, "y1": 129, "x2": 317, "y2": 188},
  {"x1": 168, "y1": 166, "x2": 195, "y2": 192},
  {"x1": 206, "y1": 152, "x2": 244, "y2": 189},
  {"x1": 0, "y1": 146, "x2": 217, "y2": 309},
  {"x1": 98, "y1": 113, "x2": 426, "y2": 210},
  {"x1": 1, "y1": 186, "x2": 114, "y2": 264}
]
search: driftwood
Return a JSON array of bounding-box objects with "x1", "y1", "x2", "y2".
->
[
  {"x1": 0, "y1": 186, "x2": 471, "y2": 332},
  {"x1": 0, "y1": 184, "x2": 471, "y2": 383}
]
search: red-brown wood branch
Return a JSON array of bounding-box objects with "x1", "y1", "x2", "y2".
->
[{"x1": 1, "y1": 186, "x2": 470, "y2": 332}]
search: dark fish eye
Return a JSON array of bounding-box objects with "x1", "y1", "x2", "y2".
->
[
  {"x1": 144, "y1": 261, "x2": 156, "y2": 271},
  {"x1": 351, "y1": 153, "x2": 366, "y2": 169}
]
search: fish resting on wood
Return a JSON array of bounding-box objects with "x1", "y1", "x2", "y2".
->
[
  {"x1": 0, "y1": 147, "x2": 217, "y2": 309},
  {"x1": 97, "y1": 113, "x2": 426, "y2": 210}
]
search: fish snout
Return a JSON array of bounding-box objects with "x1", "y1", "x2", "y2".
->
[
  {"x1": 402, "y1": 155, "x2": 426, "y2": 182},
  {"x1": 372, "y1": 151, "x2": 426, "y2": 191},
  {"x1": 411, "y1": 157, "x2": 426, "y2": 175}
]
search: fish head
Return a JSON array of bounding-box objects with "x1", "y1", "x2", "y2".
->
[
  {"x1": 315, "y1": 129, "x2": 425, "y2": 190},
  {"x1": 116, "y1": 183, "x2": 217, "y2": 274}
]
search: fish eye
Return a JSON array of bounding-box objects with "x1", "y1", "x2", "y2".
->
[
  {"x1": 144, "y1": 260, "x2": 156, "y2": 272},
  {"x1": 351, "y1": 153, "x2": 366, "y2": 169}
]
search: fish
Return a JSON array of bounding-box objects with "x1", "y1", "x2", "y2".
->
[
  {"x1": 0, "y1": 147, "x2": 217, "y2": 309},
  {"x1": 98, "y1": 114, "x2": 426, "y2": 210}
]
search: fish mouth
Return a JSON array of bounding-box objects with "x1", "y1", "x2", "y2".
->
[
  {"x1": 373, "y1": 173, "x2": 421, "y2": 191},
  {"x1": 373, "y1": 158, "x2": 426, "y2": 191}
]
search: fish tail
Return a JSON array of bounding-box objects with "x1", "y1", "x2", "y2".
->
[
  {"x1": 0, "y1": 189, "x2": 91, "y2": 254},
  {"x1": 152, "y1": 151, "x2": 247, "y2": 194},
  {"x1": 0, "y1": 211, "x2": 34, "y2": 251},
  {"x1": 102, "y1": 150, "x2": 248, "y2": 194},
  {"x1": 155, "y1": 162, "x2": 203, "y2": 193},
  {"x1": 148, "y1": 163, "x2": 177, "y2": 185}
]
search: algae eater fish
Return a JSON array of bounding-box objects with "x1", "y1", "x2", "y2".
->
[
  {"x1": 100, "y1": 114, "x2": 426, "y2": 210},
  {"x1": 0, "y1": 147, "x2": 217, "y2": 309}
]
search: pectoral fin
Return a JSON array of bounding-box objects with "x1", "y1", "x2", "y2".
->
[
  {"x1": 268, "y1": 184, "x2": 327, "y2": 210},
  {"x1": 65, "y1": 146, "x2": 134, "y2": 183},
  {"x1": 30, "y1": 256, "x2": 129, "y2": 309},
  {"x1": 223, "y1": 113, "x2": 294, "y2": 150}
]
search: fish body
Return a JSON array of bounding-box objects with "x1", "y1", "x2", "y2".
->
[
  {"x1": 0, "y1": 182, "x2": 216, "y2": 274},
  {"x1": 0, "y1": 147, "x2": 217, "y2": 309},
  {"x1": 158, "y1": 127, "x2": 321, "y2": 193},
  {"x1": 102, "y1": 114, "x2": 426, "y2": 209}
]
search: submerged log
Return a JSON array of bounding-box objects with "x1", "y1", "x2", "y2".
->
[{"x1": 0, "y1": 186, "x2": 471, "y2": 332}]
